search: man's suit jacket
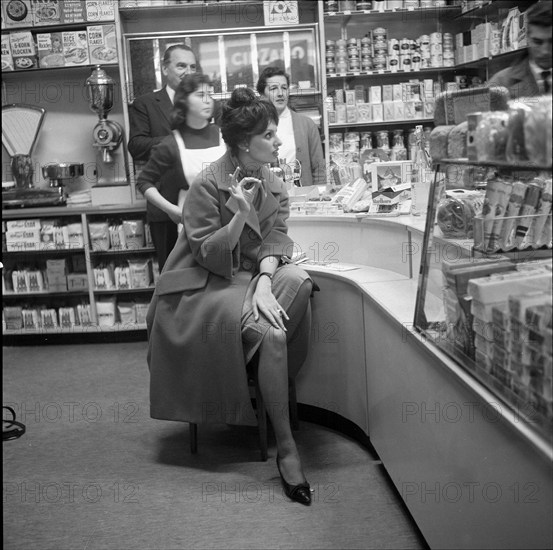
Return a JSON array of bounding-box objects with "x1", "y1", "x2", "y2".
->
[
  {"x1": 290, "y1": 110, "x2": 326, "y2": 187},
  {"x1": 128, "y1": 87, "x2": 176, "y2": 222},
  {"x1": 488, "y1": 53, "x2": 540, "y2": 99}
]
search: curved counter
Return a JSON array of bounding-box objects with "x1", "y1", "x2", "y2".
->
[{"x1": 287, "y1": 214, "x2": 552, "y2": 550}]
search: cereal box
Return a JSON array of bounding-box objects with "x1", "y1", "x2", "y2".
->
[
  {"x1": 32, "y1": 0, "x2": 62, "y2": 26},
  {"x1": 62, "y1": 30, "x2": 89, "y2": 67},
  {"x1": 37, "y1": 32, "x2": 65, "y2": 67},
  {"x1": 2, "y1": 0, "x2": 34, "y2": 28},
  {"x1": 87, "y1": 24, "x2": 117, "y2": 65},
  {"x1": 85, "y1": 0, "x2": 115, "y2": 22},
  {"x1": 9, "y1": 30, "x2": 38, "y2": 70},
  {"x1": 1, "y1": 33, "x2": 14, "y2": 71},
  {"x1": 60, "y1": 0, "x2": 86, "y2": 23}
]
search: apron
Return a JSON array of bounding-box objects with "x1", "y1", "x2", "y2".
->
[{"x1": 173, "y1": 128, "x2": 227, "y2": 186}]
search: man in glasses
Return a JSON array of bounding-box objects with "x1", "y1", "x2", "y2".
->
[{"x1": 128, "y1": 44, "x2": 200, "y2": 269}]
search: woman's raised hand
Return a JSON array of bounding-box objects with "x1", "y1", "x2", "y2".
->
[{"x1": 229, "y1": 166, "x2": 261, "y2": 215}]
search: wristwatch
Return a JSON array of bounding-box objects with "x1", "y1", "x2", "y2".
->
[{"x1": 258, "y1": 272, "x2": 273, "y2": 281}]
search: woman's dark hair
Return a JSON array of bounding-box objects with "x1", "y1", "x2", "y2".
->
[
  {"x1": 221, "y1": 88, "x2": 279, "y2": 155},
  {"x1": 256, "y1": 66, "x2": 290, "y2": 96},
  {"x1": 170, "y1": 74, "x2": 212, "y2": 130}
]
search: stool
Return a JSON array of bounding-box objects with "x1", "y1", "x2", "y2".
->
[{"x1": 189, "y1": 370, "x2": 298, "y2": 462}]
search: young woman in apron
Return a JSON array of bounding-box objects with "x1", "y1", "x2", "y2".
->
[{"x1": 136, "y1": 74, "x2": 227, "y2": 269}]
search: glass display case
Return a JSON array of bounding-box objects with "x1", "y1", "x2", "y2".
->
[{"x1": 414, "y1": 158, "x2": 552, "y2": 438}]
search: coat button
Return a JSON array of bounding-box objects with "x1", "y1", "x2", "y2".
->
[{"x1": 248, "y1": 229, "x2": 258, "y2": 239}]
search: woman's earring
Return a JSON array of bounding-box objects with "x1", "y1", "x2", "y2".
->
[{"x1": 246, "y1": 148, "x2": 249, "y2": 152}]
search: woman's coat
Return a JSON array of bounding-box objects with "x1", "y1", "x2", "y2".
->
[{"x1": 147, "y1": 151, "x2": 295, "y2": 426}]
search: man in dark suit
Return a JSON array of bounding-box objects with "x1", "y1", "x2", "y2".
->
[
  {"x1": 128, "y1": 44, "x2": 199, "y2": 270},
  {"x1": 488, "y1": 1, "x2": 552, "y2": 98}
]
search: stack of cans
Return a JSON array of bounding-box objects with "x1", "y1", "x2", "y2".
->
[
  {"x1": 419, "y1": 35, "x2": 431, "y2": 68},
  {"x1": 372, "y1": 27, "x2": 387, "y2": 71},
  {"x1": 443, "y1": 32, "x2": 455, "y2": 67},
  {"x1": 429, "y1": 32, "x2": 443, "y2": 68},
  {"x1": 361, "y1": 35, "x2": 373, "y2": 72},
  {"x1": 347, "y1": 38, "x2": 360, "y2": 72},
  {"x1": 326, "y1": 40, "x2": 336, "y2": 74}
]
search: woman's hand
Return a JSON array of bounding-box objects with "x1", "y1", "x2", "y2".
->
[
  {"x1": 252, "y1": 276, "x2": 289, "y2": 331},
  {"x1": 229, "y1": 166, "x2": 261, "y2": 215}
]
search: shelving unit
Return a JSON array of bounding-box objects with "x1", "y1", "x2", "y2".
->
[{"x1": 2, "y1": 205, "x2": 154, "y2": 342}]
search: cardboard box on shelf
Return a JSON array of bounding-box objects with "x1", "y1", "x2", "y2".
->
[
  {"x1": 9, "y1": 31, "x2": 38, "y2": 70},
  {"x1": 87, "y1": 24, "x2": 117, "y2": 65},
  {"x1": 37, "y1": 32, "x2": 65, "y2": 68},
  {"x1": 60, "y1": 0, "x2": 86, "y2": 23},
  {"x1": 1, "y1": 34, "x2": 14, "y2": 71},
  {"x1": 62, "y1": 30, "x2": 90, "y2": 67},
  {"x1": 85, "y1": 0, "x2": 115, "y2": 21},
  {"x1": 32, "y1": 0, "x2": 62, "y2": 26},
  {"x1": 2, "y1": 0, "x2": 33, "y2": 28},
  {"x1": 67, "y1": 273, "x2": 89, "y2": 291}
]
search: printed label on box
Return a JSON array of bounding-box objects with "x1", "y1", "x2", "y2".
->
[
  {"x1": 37, "y1": 32, "x2": 65, "y2": 68},
  {"x1": 87, "y1": 24, "x2": 117, "y2": 65}
]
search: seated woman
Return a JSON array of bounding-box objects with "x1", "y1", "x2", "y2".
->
[
  {"x1": 256, "y1": 66, "x2": 326, "y2": 187},
  {"x1": 136, "y1": 73, "x2": 226, "y2": 270},
  {"x1": 147, "y1": 88, "x2": 314, "y2": 505}
]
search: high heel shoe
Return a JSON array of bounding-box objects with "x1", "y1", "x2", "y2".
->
[{"x1": 276, "y1": 455, "x2": 312, "y2": 506}]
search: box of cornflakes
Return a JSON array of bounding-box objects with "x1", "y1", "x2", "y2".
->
[
  {"x1": 85, "y1": 0, "x2": 115, "y2": 22},
  {"x1": 87, "y1": 24, "x2": 117, "y2": 65},
  {"x1": 62, "y1": 30, "x2": 89, "y2": 67}
]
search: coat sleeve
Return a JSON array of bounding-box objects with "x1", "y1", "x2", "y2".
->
[
  {"x1": 183, "y1": 174, "x2": 240, "y2": 279},
  {"x1": 136, "y1": 136, "x2": 187, "y2": 197}
]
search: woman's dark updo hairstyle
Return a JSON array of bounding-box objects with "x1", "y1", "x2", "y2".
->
[
  {"x1": 170, "y1": 73, "x2": 212, "y2": 130},
  {"x1": 221, "y1": 87, "x2": 279, "y2": 156}
]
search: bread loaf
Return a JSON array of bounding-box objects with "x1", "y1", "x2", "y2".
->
[
  {"x1": 524, "y1": 96, "x2": 552, "y2": 167},
  {"x1": 447, "y1": 121, "x2": 468, "y2": 159},
  {"x1": 475, "y1": 112, "x2": 510, "y2": 161},
  {"x1": 429, "y1": 125, "x2": 454, "y2": 162}
]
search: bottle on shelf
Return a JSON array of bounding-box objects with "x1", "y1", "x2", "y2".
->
[{"x1": 410, "y1": 125, "x2": 432, "y2": 216}]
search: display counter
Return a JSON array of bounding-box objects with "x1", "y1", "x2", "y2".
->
[{"x1": 287, "y1": 213, "x2": 552, "y2": 550}]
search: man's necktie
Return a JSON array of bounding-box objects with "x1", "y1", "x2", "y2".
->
[{"x1": 542, "y1": 70, "x2": 551, "y2": 94}]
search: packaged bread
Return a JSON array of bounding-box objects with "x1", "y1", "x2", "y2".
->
[
  {"x1": 433, "y1": 87, "x2": 509, "y2": 126},
  {"x1": 429, "y1": 125, "x2": 454, "y2": 162},
  {"x1": 447, "y1": 121, "x2": 468, "y2": 159},
  {"x1": 437, "y1": 188, "x2": 485, "y2": 239},
  {"x1": 524, "y1": 96, "x2": 552, "y2": 167},
  {"x1": 505, "y1": 99, "x2": 532, "y2": 163},
  {"x1": 475, "y1": 111, "x2": 510, "y2": 162}
]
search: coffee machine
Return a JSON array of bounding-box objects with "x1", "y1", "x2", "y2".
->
[{"x1": 85, "y1": 65, "x2": 128, "y2": 186}]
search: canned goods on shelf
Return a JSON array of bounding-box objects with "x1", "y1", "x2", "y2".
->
[
  {"x1": 336, "y1": 39, "x2": 347, "y2": 49},
  {"x1": 361, "y1": 46, "x2": 372, "y2": 56},
  {"x1": 373, "y1": 55, "x2": 387, "y2": 70},
  {"x1": 430, "y1": 54, "x2": 443, "y2": 67},
  {"x1": 347, "y1": 37, "x2": 358, "y2": 46},
  {"x1": 340, "y1": 0, "x2": 357, "y2": 11},
  {"x1": 388, "y1": 39, "x2": 399, "y2": 54},
  {"x1": 361, "y1": 61, "x2": 373, "y2": 72},
  {"x1": 430, "y1": 43, "x2": 443, "y2": 54},
  {"x1": 349, "y1": 60, "x2": 360, "y2": 71},
  {"x1": 326, "y1": 62, "x2": 336, "y2": 73},
  {"x1": 388, "y1": 55, "x2": 399, "y2": 71},
  {"x1": 326, "y1": 40, "x2": 336, "y2": 48},
  {"x1": 430, "y1": 32, "x2": 442, "y2": 43},
  {"x1": 443, "y1": 58, "x2": 455, "y2": 67},
  {"x1": 400, "y1": 56, "x2": 412, "y2": 70},
  {"x1": 404, "y1": 0, "x2": 419, "y2": 8},
  {"x1": 356, "y1": 2, "x2": 373, "y2": 9},
  {"x1": 336, "y1": 61, "x2": 348, "y2": 73},
  {"x1": 373, "y1": 44, "x2": 388, "y2": 55},
  {"x1": 400, "y1": 38, "x2": 410, "y2": 51},
  {"x1": 345, "y1": 131, "x2": 360, "y2": 141},
  {"x1": 373, "y1": 27, "x2": 387, "y2": 40}
]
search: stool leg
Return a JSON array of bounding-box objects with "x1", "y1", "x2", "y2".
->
[
  {"x1": 254, "y1": 381, "x2": 268, "y2": 462},
  {"x1": 189, "y1": 422, "x2": 198, "y2": 454},
  {"x1": 289, "y1": 378, "x2": 299, "y2": 431}
]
